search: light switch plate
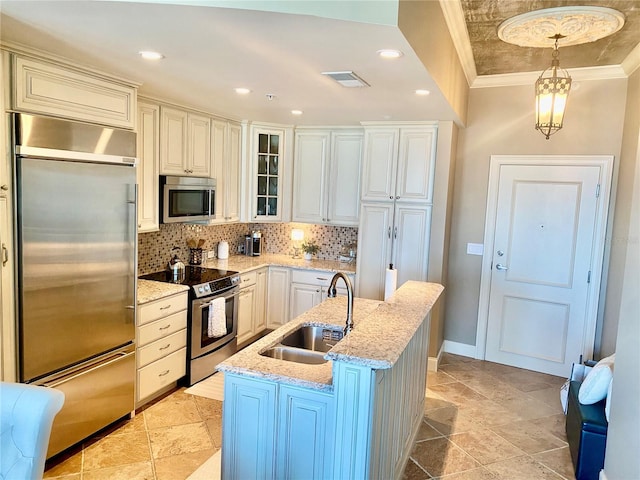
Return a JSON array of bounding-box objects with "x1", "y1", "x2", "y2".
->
[{"x1": 466, "y1": 243, "x2": 484, "y2": 256}]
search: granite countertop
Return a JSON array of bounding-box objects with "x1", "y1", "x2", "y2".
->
[
  {"x1": 201, "y1": 253, "x2": 356, "y2": 275},
  {"x1": 137, "y1": 279, "x2": 189, "y2": 304},
  {"x1": 217, "y1": 281, "x2": 443, "y2": 392}
]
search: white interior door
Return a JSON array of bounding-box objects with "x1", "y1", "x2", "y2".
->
[{"x1": 479, "y1": 156, "x2": 612, "y2": 377}]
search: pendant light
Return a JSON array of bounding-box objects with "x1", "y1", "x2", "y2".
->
[{"x1": 535, "y1": 34, "x2": 571, "y2": 139}]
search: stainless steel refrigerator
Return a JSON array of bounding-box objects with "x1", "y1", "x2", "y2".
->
[{"x1": 13, "y1": 113, "x2": 137, "y2": 457}]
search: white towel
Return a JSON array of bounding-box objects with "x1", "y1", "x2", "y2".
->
[{"x1": 207, "y1": 297, "x2": 227, "y2": 338}]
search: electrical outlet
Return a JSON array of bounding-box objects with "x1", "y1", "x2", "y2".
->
[
  {"x1": 207, "y1": 250, "x2": 216, "y2": 259},
  {"x1": 238, "y1": 244, "x2": 245, "y2": 254}
]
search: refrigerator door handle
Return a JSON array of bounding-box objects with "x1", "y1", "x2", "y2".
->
[{"x1": 42, "y1": 349, "x2": 134, "y2": 388}]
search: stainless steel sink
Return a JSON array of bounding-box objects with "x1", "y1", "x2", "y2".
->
[
  {"x1": 261, "y1": 346, "x2": 328, "y2": 365},
  {"x1": 259, "y1": 325, "x2": 344, "y2": 365},
  {"x1": 280, "y1": 325, "x2": 343, "y2": 352}
]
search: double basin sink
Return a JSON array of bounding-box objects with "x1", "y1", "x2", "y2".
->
[{"x1": 260, "y1": 325, "x2": 344, "y2": 365}]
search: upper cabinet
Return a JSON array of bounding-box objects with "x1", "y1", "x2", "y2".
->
[
  {"x1": 12, "y1": 55, "x2": 136, "y2": 129},
  {"x1": 160, "y1": 106, "x2": 211, "y2": 177},
  {"x1": 136, "y1": 100, "x2": 160, "y2": 233},
  {"x1": 211, "y1": 120, "x2": 241, "y2": 223},
  {"x1": 361, "y1": 125, "x2": 437, "y2": 204},
  {"x1": 249, "y1": 125, "x2": 292, "y2": 222},
  {"x1": 292, "y1": 128, "x2": 363, "y2": 226}
]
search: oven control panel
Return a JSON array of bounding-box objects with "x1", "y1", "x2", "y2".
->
[{"x1": 192, "y1": 274, "x2": 240, "y2": 298}]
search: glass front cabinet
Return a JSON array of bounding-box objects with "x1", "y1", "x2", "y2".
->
[{"x1": 251, "y1": 126, "x2": 290, "y2": 222}]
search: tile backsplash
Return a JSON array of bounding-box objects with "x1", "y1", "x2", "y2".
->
[{"x1": 138, "y1": 222, "x2": 358, "y2": 275}]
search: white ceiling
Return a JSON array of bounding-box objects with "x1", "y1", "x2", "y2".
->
[
  {"x1": 1, "y1": 1, "x2": 637, "y2": 127},
  {"x1": 0, "y1": 0, "x2": 459, "y2": 126}
]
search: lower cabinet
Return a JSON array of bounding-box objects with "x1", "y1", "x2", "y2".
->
[
  {"x1": 277, "y1": 386, "x2": 334, "y2": 479},
  {"x1": 222, "y1": 374, "x2": 334, "y2": 480},
  {"x1": 237, "y1": 267, "x2": 268, "y2": 347},
  {"x1": 267, "y1": 267, "x2": 291, "y2": 329},
  {"x1": 136, "y1": 291, "x2": 188, "y2": 405},
  {"x1": 289, "y1": 269, "x2": 354, "y2": 319}
]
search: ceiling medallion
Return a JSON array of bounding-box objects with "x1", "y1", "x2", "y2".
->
[{"x1": 498, "y1": 6, "x2": 625, "y2": 48}]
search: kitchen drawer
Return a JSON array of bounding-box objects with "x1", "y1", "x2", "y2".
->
[
  {"x1": 138, "y1": 310, "x2": 187, "y2": 346},
  {"x1": 138, "y1": 292, "x2": 188, "y2": 325},
  {"x1": 137, "y1": 329, "x2": 187, "y2": 368},
  {"x1": 239, "y1": 270, "x2": 257, "y2": 288},
  {"x1": 291, "y1": 269, "x2": 354, "y2": 287},
  {"x1": 137, "y1": 347, "x2": 186, "y2": 401}
]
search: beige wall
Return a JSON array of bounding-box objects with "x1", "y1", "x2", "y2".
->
[
  {"x1": 398, "y1": 0, "x2": 468, "y2": 126},
  {"x1": 446, "y1": 77, "x2": 627, "y2": 347},
  {"x1": 427, "y1": 121, "x2": 458, "y2": 362},
  {"x1": 603, "y1": 67, "x2": 640, "y2": 479}
]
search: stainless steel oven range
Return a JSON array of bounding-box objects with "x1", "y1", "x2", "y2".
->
[{"x1": 140, "y1": 266, "x2": 240, "y2": 385}]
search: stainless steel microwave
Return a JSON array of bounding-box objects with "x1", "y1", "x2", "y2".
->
[{"x1": 161, "y1": 175, "x2": 216, "y2": 223}]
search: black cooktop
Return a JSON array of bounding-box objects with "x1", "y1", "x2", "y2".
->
[{"x1": 140, "y1": 266, "x2": 240, "y2": 298}]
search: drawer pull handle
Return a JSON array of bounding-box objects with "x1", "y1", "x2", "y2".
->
[
  {"x1": 316, "y1": 277, "x2": 328, "y2": 281},
  {"x1": 159, "y1": 343, "x2": 171, "y2": 351},
  {"x1": 158, "y1": 370, "x2": 170, "y2": 377},
  {"x1": 159, "y1": 305, "x2": 171, "y2": 310},
  {"x1": 159, "y1": 324, "x2": 171, "y2": 331}
]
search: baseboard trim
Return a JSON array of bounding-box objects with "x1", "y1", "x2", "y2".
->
[
  {"x1": 599, "y1": 470, "x2": 608, "y2": 480},
  {"x1": 428, "y1": 342, "x2": 445, "y2": 372},
  {"x1": 443, "y1": 340, "x2": 476, "y2": 359}
]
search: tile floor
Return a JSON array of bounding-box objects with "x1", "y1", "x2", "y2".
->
[{"x1": 44, "y1": 353, "x2": 574, "y2": 480}]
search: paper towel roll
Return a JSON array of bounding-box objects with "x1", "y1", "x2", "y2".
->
[
  {"x1": 384, "y1": 267, "x2": 397, "y2": 301},
  {"x1": 217, "y1": 241, "x2": 229, "y2": 260}
]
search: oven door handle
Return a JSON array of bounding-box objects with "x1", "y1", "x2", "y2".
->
[{"x1": 199, "y1": 291, "x2": 240, "y2": 309}]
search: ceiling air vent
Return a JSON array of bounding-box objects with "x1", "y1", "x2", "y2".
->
[{"x1": 321, "y1": 71, "x2": 370, "y2": 88}]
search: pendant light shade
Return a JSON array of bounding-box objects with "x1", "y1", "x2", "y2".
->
[{"x1": 535, "y1": 35, "x2": 571, "y2": 139}]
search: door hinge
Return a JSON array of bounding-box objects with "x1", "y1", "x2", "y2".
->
[
  {"x1": 595, "y1": 184, "x2": 601, "y2": 198},
  {"x1": 587, "y1": 270, "x2": 592, "y2": 283}
]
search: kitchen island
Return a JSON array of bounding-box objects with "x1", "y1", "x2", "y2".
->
[{"x1": 217, "y1": 280, "x2": 443, "y2": 480}]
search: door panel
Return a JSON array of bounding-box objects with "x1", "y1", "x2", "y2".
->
[{"x1": 486, "y1": 163, "x2": 601, "y2": 376}]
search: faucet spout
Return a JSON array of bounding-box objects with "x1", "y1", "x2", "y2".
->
[{"x1": 327, "y1": 272, "x2": 354, "y2": 335}]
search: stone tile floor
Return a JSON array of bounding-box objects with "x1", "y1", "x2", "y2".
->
[{"x1": 44, "y1": 352, "x2": 574, "y2": 479}]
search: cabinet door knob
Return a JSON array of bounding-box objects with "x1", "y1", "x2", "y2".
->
[
  {"x1": 389, "y1": 195, "x2": 393, "y2": 199},
  {"x1": 395, "y1": 195, "x2": 400, "y2": 199}
]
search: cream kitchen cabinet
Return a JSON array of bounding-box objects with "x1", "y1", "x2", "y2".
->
[
  {"x1": 136, "y1": 291, "x2": 188, "y2": 405},
  {"x1": 160, "y1": 106, "x2": 211, "y2": 177},
  {"x1": 211, "y1": 120, "x2": 241, "y2": 223},
  {"x1": 289, "y1": 268, "x2": 354, "y2": 319},
  {"x1": 136, "y1": 100, "x2": 160, "y2": 232},
  {"x1": 249, "y1": 125, "x2": 292, "y2": 222},
  {"x1": 237, "y1": 267, "x2": 268, "y2": 347},
  {"x1": 361, "y1": 125, "x2": 437, "y2": 203},
  {"x1": 12, "y1": 55, "x2": 136, "y2": 129},
  {"x1": 267, "y1": 266, "x2": 291, "y2": 328},
  {"x1": 237, "y1": 270, "x2": 257, "y2": 346},
  {"x1": 292, "y1": 129, "x2": 363, "y2": 226},
  {"x1": 0, "y1": 196, "x2": 16, "y2": 382},
  {"x1": 356, "y1": 202, "x2": 432, "y2": 300}
]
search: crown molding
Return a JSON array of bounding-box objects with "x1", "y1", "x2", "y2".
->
[
  {"x1": 471, "y1": 64, "x2": 628, "y2": 89},
  {"x1": 439, "y1": 0, "x2": 476, "y2": 87},
  {"x1": 622, "y1": 42, "x2": 640, "y2": 76},
  {"x1": 0, "y1": 40, "x2": 141, "y2": 87}
]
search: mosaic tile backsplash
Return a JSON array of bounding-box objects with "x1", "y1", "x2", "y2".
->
[{"x1": 138, "y1": 222, "x2": 358, "y2": 275}]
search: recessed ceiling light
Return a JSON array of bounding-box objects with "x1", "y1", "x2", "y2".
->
[
  {"x1": 415, "y1": 89, "x2": 431, "y2": 96},
  {"x1": 291, "y1": 110, "x2": 303, "y2": 115},
  {"x1": 377, "y1": 49, "x2": 403, "y2": 59},
  {"x1": 235, "y1": 87, "x2": 251, "y2": 95},
  {"x1": 138, "y1": 50, "x2": 164, "y2": 60}
]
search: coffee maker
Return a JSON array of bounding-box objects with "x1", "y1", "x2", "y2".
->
[{"x1": 244, "y1": 231, "x2": 262, "y2": 256}]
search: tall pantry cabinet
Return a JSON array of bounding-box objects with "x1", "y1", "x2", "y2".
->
[{"x1": 356, "y1": 125, "x2": 437, "y2": 300}]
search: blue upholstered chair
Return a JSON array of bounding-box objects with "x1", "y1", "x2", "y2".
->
[{"x1": 0, "y1": 382, "x2": 65, "y2": 480}]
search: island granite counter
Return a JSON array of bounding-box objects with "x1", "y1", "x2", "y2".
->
[{"x1": 217, "y1": 280, "x2": 443, "y2": 480}]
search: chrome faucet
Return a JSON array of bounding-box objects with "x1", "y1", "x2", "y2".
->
[{"x1": 327, "y1": 272, "x2": 354, "y2": 335}]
